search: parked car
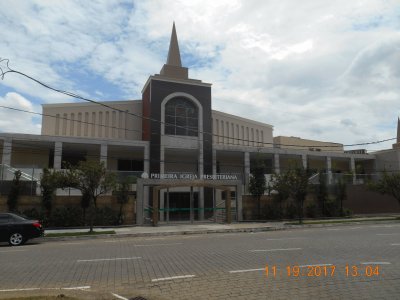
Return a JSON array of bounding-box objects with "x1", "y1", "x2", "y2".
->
[{"x1": 0, "y1": 212, "x2": 44, "y2": 246}]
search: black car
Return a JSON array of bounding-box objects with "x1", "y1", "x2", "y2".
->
[{"x1": 0, "y1": 213, "x2": 44, "y2": 246}]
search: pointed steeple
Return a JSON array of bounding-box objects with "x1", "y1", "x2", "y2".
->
[
  {"x1": 166, "y1": 22, "x2": 182, "y2": 67},
  {"x1": 397, "y1": 117, "x2": 400, "y2": 143},
  {"x1": 159, "y1": 23, "x2": 188, "y2": 80}
]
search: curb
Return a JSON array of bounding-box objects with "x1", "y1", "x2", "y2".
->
[{"x1": 38, "y1": 219, "x2": 399, "y2": 243}]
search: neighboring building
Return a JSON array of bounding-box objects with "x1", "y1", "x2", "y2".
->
[
  {"x1": 0, "y1": 23, "x2": 392, "y2": 224},
  {"x1": 274, "y1": 136, "x2": 344, "y2": 153}
]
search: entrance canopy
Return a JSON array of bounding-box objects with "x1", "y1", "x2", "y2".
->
[{"x1": 136, "y1": 178, "x2": 243, "y2": 225}]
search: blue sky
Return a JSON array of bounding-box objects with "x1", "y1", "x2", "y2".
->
[{"x1": 0, "y1": 0, "x2": 400, "y2": 151}]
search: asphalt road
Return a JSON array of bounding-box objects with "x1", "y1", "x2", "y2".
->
[{"x1": 0, "y1": 223, "x2": 399, "y2": 299}]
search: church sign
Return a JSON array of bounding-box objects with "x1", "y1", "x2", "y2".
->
[{"x1": 142, "y1": 173, "x2": 239, "y2": 181}]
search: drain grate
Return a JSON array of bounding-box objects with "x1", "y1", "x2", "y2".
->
[{"x1": 129, "y1": 297, "x2": 148, "y2": 300}]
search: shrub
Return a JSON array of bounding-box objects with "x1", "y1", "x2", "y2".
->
[
  {"x1": 285, "y1": 201, "x2": 297, "y2": 219},
  {"x1": 325, "y1": 196, "x2": 339, "y2": 217},
  {"x1": 51, "y1": 206, "x2": 84, "y2": 227},
  {"x1": 305, "y1": 202, "x2": 317, "y2": 218},
  {"x1": 94, "y1": 207, "x2": 119, "y2": 226}
]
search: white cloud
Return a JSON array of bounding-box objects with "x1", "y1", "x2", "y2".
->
[
  {"x1": 0, "y1": 92, "x2": 41, "y2": 134},
  {"x1": 0, "y1": 0, "x2": 399, "y2": 151}
]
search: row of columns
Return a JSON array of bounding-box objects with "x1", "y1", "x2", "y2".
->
[
  {"x1": 241, "y1": 152, "x2": 357, "y2": 185},
  {"x1": 1, "y1": 140, "x2": 149, "y2": 174}
]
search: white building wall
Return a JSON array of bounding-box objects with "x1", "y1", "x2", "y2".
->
[
  {"x1": 212, "y1": 110, "x2": 273, "y2": 148},
  {"x1": 42, "y1": 101, "x2": 143, "y2": 141}
]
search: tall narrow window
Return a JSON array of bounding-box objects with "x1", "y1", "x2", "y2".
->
[
  {"x1": 105, "y1": 111, "x2": 110, "y2": 138},
  {"x1": 62, "y1": 113, "x2": 67, "y2": 135},
  {"x1": 55, "y1": 114, "x2": 60, "y2": 135},
  {"x1": 112, "y1": 111, "x2": 116, "y2": 137},
  {"x1": 98, "y1": 112, "x2": 103, "y2": 137},
  {"x1": 165, "y1": 97, "x2": 198, "y2": 136},
  {"x1": 91, "y1": 112, "x2": 96, "y2": 137},
  {"x1": 84, "y1": 112, "x2": 89, "y2": 136},
  {"x1": 215, "y1": 119, "x2": 219, "y2": 143},
  {"x1": 70, "y1": 113, "x2": 75, "y2": 136},
  {"x1": 77, "y1": 113, "x2": 82, "y2": 136}
]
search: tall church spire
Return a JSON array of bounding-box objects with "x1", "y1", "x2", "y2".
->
[
  {"x1": 159, "y1": 22, "x2": 188, "y2": 80},
  {"x1": 166, "y1": 22, "x2": 182, "y2": 67},
  {"x1": 397, "y1": 117, "x2": 400, "y2": 144}
]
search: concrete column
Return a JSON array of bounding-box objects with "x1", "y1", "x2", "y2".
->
[
  {"x1": 143, "y1": 146, "x2": 150, "y2": 221},
  {"x1": 212, "y1": 149, "x2": 217, "y2": 175},
  {"x1": 1, "y1": 138, "x2": 12, "y2": 166},
  {"x1": 274, "y1": 153, "x2": 280, "y2": 174},
  {"x1": 160, "y1": 146, "x2": 165, "y2": 174},
  {"x1": 302, "y1": 154, "x2": 307, "y2": 169},
  {"x1": 236, "y1": 183, "x2": 243, "y2": 221},
  {"x1": 136, "y1": 179, "x2": 143, "y2": 225},
  {"x1": 244, "y1": 152, "x2": 250, "y2": 192},
  {"x1": 100, "y1": 144, "x2": 107, "y2": 167},
  {"x1": 350, "y1": 157, "x2": 356, "y2": 184},
  {"x1": 198, "y1": 146, "x2": 204, "y2": 221},
  {"x1": 326, "y1": 156, "x2": 332, "y2": 184},
  {"x1": 54, "y1": 141, "x2": 63, "y2": 170},
  {"x1": 159, "y1": 190, "x2": 165, "y2": 222}
]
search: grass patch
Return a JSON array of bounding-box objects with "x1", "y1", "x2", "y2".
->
[
  {"x1": 45, "y1": 230, "x2": 116, "y2": 238},
  {"x1": 285, "y1": 217, "x2": 399, "y2": 225}
]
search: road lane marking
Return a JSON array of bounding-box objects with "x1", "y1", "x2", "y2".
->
[
  {"x1": 361, "y1": 262, "x2": 391, "y2": 265},
  {"x1": 134, "y1": 243, "x2": 183, "y2": 247},
  {"x1": 391, "y1": 243, "x2": 400, "y2": 246},
  {"x1": 298, "y1": 264, "x2": 333, "y2": 268},
  {"x1": 151, "y1": 275, "x2": 195, "y2": 282},
  {"x1": 0, "y1": 249, "x2": 26, "y2": 253},
  {"x1": 0, "y1": 286, "x2": 90, "y2": 292},
  {"x1": 111, "y1": 293, "x2": 129, "y2": 300},
  {"x1": 229, "y1": 268, "x2": 264, "y2": 273},
  {"x1": 376, "y1": 233, "x2": 398, "y2": 236},
  {"x1": 77, "y1": 257, "x2": 141, "y2": 262},
  {"x1": 250, "y1": 248, "x2": 302, "y2": 252},
  {"x1": 327, "y1": 228, "x2": 340, "y2": 231},
  {"x1": 265, "y1": 237, "x2": 305, "y2": 241}
]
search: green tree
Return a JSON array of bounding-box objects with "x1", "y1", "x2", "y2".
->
[
  {"x1": 40, "y1": 168, "x2": 61, "y2": 219},
  {"x1": 334, "y1": 176, "x2": 347, "y2": 216},
  {"x1": 287, "y1": 168, "x2": 310, "y2": 224},
  {"x1": 7, "y1": 170, "x2": 22, "y2": 212},
  {"x1": 368, "y1": 171, "x2": 400, "y2": 206},
  {"x1": 270, "y1": 172, "x2": 290, "y2": 219},
  {"x1": 249, "y1": 156, "x2": 266, "y2": 219},
  {"x1": 60, "y1": 161, "x2": 116, "y2": 232},
  {"x1": 114, "y1": 175, "x2": 136, "y2": 225},
  {"x1": 316, "y1": 172, "x2": 328, "y2": 217}
]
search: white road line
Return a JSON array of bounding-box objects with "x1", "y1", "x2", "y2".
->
[
  {"x1": 0, "y1": 286, "x2": 90, "y2": 292},
  {"x1": 0, "y1": 249, "x2": 26, "y2": 253},
  {"x1": 0, "y1": 288, "x2": 41, "y2": 292},
  {"x1": 134, "y1": 243, "x2": 183, "y2": 247},
  {"x1": 361, "y1": 262, "x2": 391, "y2": 265},
  {"x1": 391, "y1": 243, "x2": 400, "y2": 246},
  {"x1": 265, "y1": 237, "x2": 305, "y2": 241},
  {"x1": 111, "y1": 293, "x2": 129, "y2": 300},
  {"x1": 151, "y1": 275, "x2": 195, "y2": 282},
  {"x1": 348, "y1": 227, "x2": 362, "y2": 230},
  {"x1": 298, "y1": 264, "x2": 333, "y2": 268},
  {"x1": 327, "y1": 228, "x2": 340, "y2": 231},
  {"x1": 377, "y1": 233, "x2": 398, "y2": 236},
  {"x1": 250, "y1": 248, "x2": 302, "y2": 252},
  {"x1": 229, "y1": 268, "x2": 264, "y2": 273},
  {"x1": 77, "y1": 257, "x2": 141, "y2": 262},
  {"x1": 62, "y1": 286, "x2": 91, "y2": 290}
]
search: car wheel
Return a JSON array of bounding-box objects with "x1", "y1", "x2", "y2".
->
[{"x1": 9, "y1": 233, "x2": 24, "y2": 246}]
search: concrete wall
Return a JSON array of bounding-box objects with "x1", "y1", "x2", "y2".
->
[
  {"x1": 212, "y1": 110, "x2": 273, "y2": 148},
  {"x1": 0, "y1": 195, "x2": 136, "y2": 225},
  {"x1": 274, "y1": 136, "x2": 343, "y2": 152},
  {"x1": 42, "y1": 101, "x2": 143, "y2": 141}
]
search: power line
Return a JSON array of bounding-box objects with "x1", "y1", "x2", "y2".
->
[{"x1": 0, "y1": 59, "x2": 396, "y2": 149}]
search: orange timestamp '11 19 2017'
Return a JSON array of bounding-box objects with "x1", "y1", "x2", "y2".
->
[{"x1": 265, "y1": 264, "x2": 382, "y2": 278}]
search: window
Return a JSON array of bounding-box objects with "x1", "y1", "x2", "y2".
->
[
  {"x1": 118, "y1": 159, "x2": 144, "y2": 171},
  {"x1": 165, "y1": 97, "x2": 198, "y2": 136}
]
